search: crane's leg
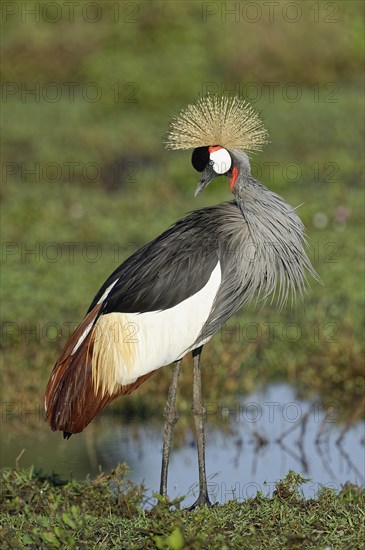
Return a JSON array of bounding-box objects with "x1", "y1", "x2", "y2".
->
[
  {"x1": 160, "y1": 359, "x2": 182, "y2": 498},
  {"x1": 189, "y1": 345, "x2": 212, "y2": 508}
]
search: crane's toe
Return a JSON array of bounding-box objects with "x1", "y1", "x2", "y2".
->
[{"x1": 187, "y1": 494, "x2": 213, "y2": 510}]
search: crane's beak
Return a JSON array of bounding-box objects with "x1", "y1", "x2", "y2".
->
[{"x1": 194, "y1": 164, "x2": 216, "y2": 197}]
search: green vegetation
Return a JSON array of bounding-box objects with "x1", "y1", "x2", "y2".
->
[
  {"x1": 1, "y1": 1, "x2": 364, "y2": 546},
  {"x1": 1, "y1": 467, "x2": 364, "y2": 549},
  {"x1": 2, "y1": 1, "x2": 363, "y2": 421}
]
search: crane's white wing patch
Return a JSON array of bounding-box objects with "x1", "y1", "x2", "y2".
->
[
  {"x1": 71, "y1": 279, "x2": 120, "y2": 355},
  {"x1": 71, "y1": 321, "x2": 94, "y2": 355},
  {"x1": 91, "y1": 262, "x2": 222, "y2": 395},
  {"x1": 97, "y1": 279, "x2": 119, "y2": 304}
]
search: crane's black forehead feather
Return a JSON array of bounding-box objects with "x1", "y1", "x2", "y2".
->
[{"x1": 191, "y1": 147, "x2": 210, "y2": 172}]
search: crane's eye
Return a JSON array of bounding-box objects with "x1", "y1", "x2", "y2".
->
[{"x1": 210, "y1": 148, "x2": 232, "y2": 175}]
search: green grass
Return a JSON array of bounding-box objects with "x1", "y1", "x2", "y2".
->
[
  {"x1": 1, "y1": 2, "x2": 364, "y2": 546},
  {"x1": 1, "y1": 467, "x2": 364, "y2": 549}
]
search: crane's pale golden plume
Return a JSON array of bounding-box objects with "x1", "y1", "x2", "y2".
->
[{"x1": 166, "y1": 95, "x2": 269, "y2": 152}]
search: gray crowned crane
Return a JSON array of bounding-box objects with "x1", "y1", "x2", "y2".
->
[{"x1": 45, "y1": 96, "x2": 318, "y2": 508}]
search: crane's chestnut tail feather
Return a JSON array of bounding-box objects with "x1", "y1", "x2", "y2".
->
[{"x1": 44, "y1": 304, "x2": 154, "y2": 435}]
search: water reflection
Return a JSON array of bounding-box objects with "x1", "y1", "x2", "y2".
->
[
  {"x1": 2, "y1": 384, "x2": 364, "y2": 506},
  {"x1": 97, "y1": 384, "x2": 364, "y2": 505}
]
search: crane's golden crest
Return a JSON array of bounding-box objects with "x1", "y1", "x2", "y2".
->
[{"x1": 166, "y1": 95, "x2": 269, "y2": 153}]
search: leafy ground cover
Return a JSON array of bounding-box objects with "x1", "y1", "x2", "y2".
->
[{"x1": 1, "y1": 467, "x2": 364, "y2": 549}]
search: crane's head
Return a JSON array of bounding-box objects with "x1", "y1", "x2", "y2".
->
[
  {"x1": 166, "y1": 95, "x2": 268, "y2": 195},
  {"x1": 191, "y1": 145, "x2": 251, "y2": 196}
]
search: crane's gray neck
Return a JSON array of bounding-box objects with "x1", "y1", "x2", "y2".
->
[
  {"x1": 231, "y1": 151, "x2": 292, "y2": 220},
  {"x1": 230, "y1": 152, "x2": 320, "y2": 307},
  {"x1": 231, "y1": 149, "x2": 251, "y2": 176}
]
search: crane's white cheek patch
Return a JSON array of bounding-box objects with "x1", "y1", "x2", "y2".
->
[
  {"x1": 91, "y1": 262, "x2": 222, "y2": 395},
  {"x1": 210, "y1": 148, "x2": 232, "y2": 175}
]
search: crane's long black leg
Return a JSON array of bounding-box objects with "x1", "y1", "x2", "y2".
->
[
  {"x1": 160, "y1": 359, "x2": 182, "y2": 498},
  {"x1": 189, "y1": 346, "x2": 212, "y2": 509}
]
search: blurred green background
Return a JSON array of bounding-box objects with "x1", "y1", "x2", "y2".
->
[{"x1": 1, "y1": 0, "x2": 364, "y2": 433}]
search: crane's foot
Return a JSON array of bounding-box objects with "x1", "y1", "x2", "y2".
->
[{"x1": 187, "y1": 494, "x2": 213, "y2": 510}]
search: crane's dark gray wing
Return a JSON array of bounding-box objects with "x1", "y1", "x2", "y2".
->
[{"x1": 87, "y1": 207, "x2": 225, "y2": 316}]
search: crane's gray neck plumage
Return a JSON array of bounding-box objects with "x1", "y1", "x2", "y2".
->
[{"x1": 229, "y1": 150, "x2": 319, "y2": 309}]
